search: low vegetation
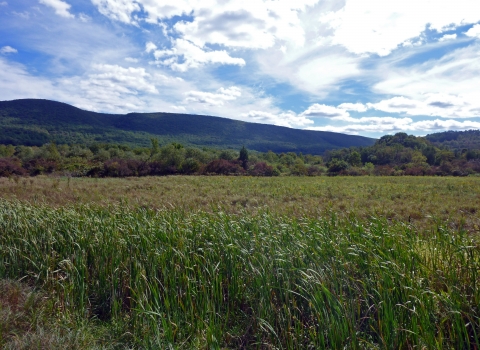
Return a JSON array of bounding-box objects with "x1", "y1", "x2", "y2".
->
[
  {"x1": 1, "y1": 199, "x2": 479, "y2": 348},
  {"x1": 2, "y1": 131, "x2": 480, "y2": 178},
  {"x1": 1, "y1": 176, "x2": 479, "y2": 348}
]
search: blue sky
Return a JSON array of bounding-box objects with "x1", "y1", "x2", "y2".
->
[{"x1": 1, "y1": 0, "x2": 480, "y2": 137}]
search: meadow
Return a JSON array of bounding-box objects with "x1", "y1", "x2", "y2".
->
[{"x1": 1, "y1": 176, "x2": 479, "y2": 348}]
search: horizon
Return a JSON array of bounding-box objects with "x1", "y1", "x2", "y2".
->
[{"x1": 1, "y1": 0, "x2": 480, "y2": 138}]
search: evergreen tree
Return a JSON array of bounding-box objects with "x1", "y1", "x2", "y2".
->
[{"x1": 239, "y1": 145, "x2": 249, "y2": 170}]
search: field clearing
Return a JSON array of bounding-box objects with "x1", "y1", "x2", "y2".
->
[
  {"x1": 1, "y1": 176, "x2": 480, "y2": 348},
  {"x1": 1, "y1": 175, "x2": 480, "y2": 231}
]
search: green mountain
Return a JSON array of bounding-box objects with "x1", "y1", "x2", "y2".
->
[
  {"x1": 0, "y1": 99, "x2": 375, "y2": 153},
  {"x1": 426, "y1": 130, "x2": 480, "y2": 151}
]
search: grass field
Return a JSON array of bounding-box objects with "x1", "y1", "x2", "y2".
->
[
  {"x1": 1, "y1": 176, "x2": 479, "y2": 348},
  {"x1": 1, "y1": 175, "x2": 480, "y2": 231}
]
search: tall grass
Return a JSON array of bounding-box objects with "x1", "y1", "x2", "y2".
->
[{"x1": 1, "y1": 199, "x2": 479, "y2": 348}]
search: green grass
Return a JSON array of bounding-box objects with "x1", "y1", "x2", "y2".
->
[
  {"x1": 1, "y1": 176, "x2": 480, "y2": 231},
  {"x1": 1, "y1": 198, "x2": 479, "y2": 348}
]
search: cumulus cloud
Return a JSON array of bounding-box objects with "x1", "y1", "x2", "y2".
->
[
  {"x1": 337, "y1": 102, "x2": 368, "y2": 112},
  {"x1": 185, "y1": 86, "x2": 242, "y2": 106},
  {"x1": 0, "y1": 46, "x2": 17, "y2": 54},
  {"x1": 150, "y1": 39, "x2": 245, "y2": 71},
  {"x1": 85, "y1": 64, "x2": 158, "y2": 94},
  {"x1": 39, "y1": 0, "x2": 74, "y2": 18},
  {"x1": 439, "y1": 34, "x2": 457, "y2": 42},
  {"x1": 145, "y1": 41, "x2": 157, "y2": 53},
  {"x1": 300, "y1": 104, "x2": 350, "y2": 119},
  {"x1": 240, "y1": 110, "x2": 314, "y2": 128},
  {"x1": 465, "y1": 24, "x2": 480, "y2": 38}
]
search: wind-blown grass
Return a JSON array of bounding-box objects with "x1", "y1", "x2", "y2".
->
[
  {"x1": 1, "y1": 176, "x2": 480, "y2": 232},
  {"x1": 1, "y1": 199, "x2": 479, "y2": 348}
]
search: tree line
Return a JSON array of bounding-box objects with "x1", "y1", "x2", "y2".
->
[{"x1": 1, "y1": 132, "x2": 480, "y2": 177}]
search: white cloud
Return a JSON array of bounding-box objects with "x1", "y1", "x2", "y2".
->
[
  {"x1": 151, "y1": 39, "x2": 245, "y2": 71},
  {"x1": 368, "y1": 96, "x2": 420, "y2": 114},
  {"x1": 319, "y1": 0, "x2": 480, "y2": 56},
  {"x1": 125, "y1": 57, "x2": 138, "y2": 63},
  {"x1": 0, "y1": 1, "x2": 7, "y2": 6},
  {"x1": 465, "y1": 24, "x2": 480, "y2": 39},
  {"x1": 145, "y1": 41, "x2": 157, "y2": 53},
  {"x1": 367, "y1": 94, "x2": 480, "y2": 119},
  {"x1": 372, "y1": 44, "x2": 480, "y2": 118},
  {"x1": 85, "y1": 64, "x2": 158, "y2": 94},
  {"x1": 39, "y1": 0, "x2": 74, "y2": 18},
  {"x1": 439, "y1": 34, "x2": 457, "y2": 42},
  {"x1": 185, "y1": 86, "x2": 242, "y2": 106},
  {"x1": 90, "y1": 0, "x2": 140, "y2": 24},
  {"x1": 309, "y1": 117, "x2": 480, "y2": 135},
  {"x1": 409, "y1": 119, "x2": 480, "y2": 131},
  {"x1": 240, "y1": 110, "x2": 314, "y2": 128},
  {"x1": 0, "y1": 46, "x2": 17, "y2": 54},
  {"x1": 92, "y1": 0, "x2": 317, "y2": 49},
  {"x1": 300, "y1": 103, "x2": 350, "y2": 119},
  {"x1": 337, "y1": 102, "x2": 368, "y2": 112}
]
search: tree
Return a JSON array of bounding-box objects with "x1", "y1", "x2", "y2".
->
[
  {"x1": 348, "y1": 151, "x2": 362, "y2": 167},
  {"x1": 239, "y1": 145, "x2": 249, "y2": 170},
  {"x1": 327, "y1": 159, "x2": 349, "y2": 174}
]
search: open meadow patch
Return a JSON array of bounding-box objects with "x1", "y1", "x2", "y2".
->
[{"x1": 0, "y1": 176, "x2": 479, "y2": 348}]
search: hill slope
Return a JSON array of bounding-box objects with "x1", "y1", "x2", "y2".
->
[
  {"x1": 0, "y1": 99, "x2": 375, "y2": 153},
  {"x1": 426, "y1": 130, "x2": 480, "y2": 150}
]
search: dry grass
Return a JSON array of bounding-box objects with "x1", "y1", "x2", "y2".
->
[{"x1": 1, "y1": 175, "x2": 479, "y2": 231}]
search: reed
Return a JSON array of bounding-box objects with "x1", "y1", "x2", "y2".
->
[{"x1": 1, "y1": 199, "x2": 479, "y2": 348}]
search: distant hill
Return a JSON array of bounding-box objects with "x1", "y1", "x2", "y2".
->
[
  {"x1": 426, "y1": 130, "x2": 480, "y2": 150},
  {"x1": 0, "y1": 99, "x2": 375, "y2": 154}
]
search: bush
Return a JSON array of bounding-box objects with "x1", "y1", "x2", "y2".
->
[
  {"x1": 204, "y1": 159, "x2": 245, "y2": 175},
  {"x1": 102, "y1": 159, "x2": 147, "y2": 177},
  {"x1": 0, "y1": 158, "x2": 26, "y2": 177},
  {"x1": 374, "y1": 165, "x2": 395, "y2": 176},
  {"x1": 24, "y1": 159, "x2": 58, "y2": 175},
  {"x1": 327, "y1": 159, "x2": 349, "y2": 174},
  {"x1": 248, "y1": 162, "x2": 275, "y2": 176}
]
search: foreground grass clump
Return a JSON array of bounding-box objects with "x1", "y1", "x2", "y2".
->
[{"x1": 1, "y1": 199, "x2": 479, "y2": 348}]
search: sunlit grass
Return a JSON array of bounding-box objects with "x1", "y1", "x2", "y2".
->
[
  {"x1": 1, "y1": 175, "x2": 480, "y2": 232},
  {"x1": 1, "y1": 199, "x2": 479, "y2": 348}
]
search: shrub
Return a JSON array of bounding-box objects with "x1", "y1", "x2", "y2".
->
[
  {"x1": 205, "y1": 159, "x2": 245, "y2": 175},
  {"x1": 248, "y1": 162, "x2": 275, "y2": 176},
  {"x1": 374, "y1": 165, "x2": 395, "y2": 176},
  {"x1": 327, "y1": 159, "x2": 349, "y2": 174},
  {"x1": 24, "y1": 159, "x2": 58, "y2": 175},
  {"x1": 0, "y1": 158, "x2": 26, "y2": 177}
]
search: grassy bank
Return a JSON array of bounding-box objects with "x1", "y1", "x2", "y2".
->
[{"x1": 1, "y1": 199, "x2": 479, "y2": 348}]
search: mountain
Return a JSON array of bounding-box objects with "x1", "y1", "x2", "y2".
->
[
  {"x1": 426, "y1": 130, "x2": 480, "y2": 151},
  {"x1": 0, "y1": 99, "x2": 375, "y2": 154}
]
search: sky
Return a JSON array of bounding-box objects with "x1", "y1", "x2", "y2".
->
[{"x1": 1, "y1": 0, "x2": 480, "y2": 137}]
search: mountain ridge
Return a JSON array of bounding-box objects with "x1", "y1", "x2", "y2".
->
[{"x1": 0, "y1": 99, "x2": 376, "y2": 153}]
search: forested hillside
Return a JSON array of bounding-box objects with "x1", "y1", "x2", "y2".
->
[
  {"x1": 0, "y1": 99, "x2": 375, "y2": 153},
  {"x1": 426, "y1": 130, "x2": 480, "y2": 150}
]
